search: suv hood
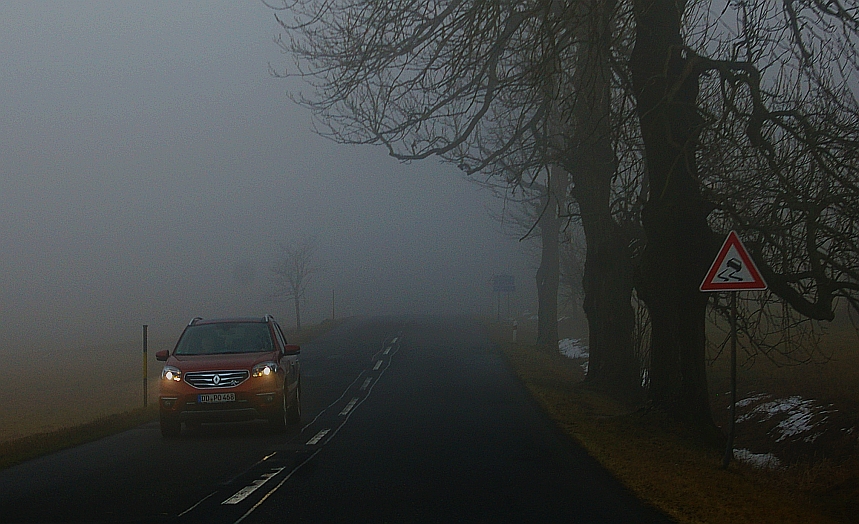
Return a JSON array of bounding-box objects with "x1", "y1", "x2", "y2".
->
[{"x1": 168, "y1": 352, "x2": 276, "y2": 372}]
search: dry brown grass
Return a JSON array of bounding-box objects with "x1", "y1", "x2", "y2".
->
[
  {"x1": 0, "y1": 406, "x2": 158, "y2": 471},
  {"x1": 0, "y1": 337, "x2": 174, "y2": 443},
  {"x1": 490, "y1": 319, "x2": 854, "y2": 524},
  {"x1": 0, "y1": 319, "x2": 342, "y2": 444},
  {"x1": 0, "y1": 318, "x2": 344, "y2": 469},
  {"x1": 707, "y1": 320, "x2": 859, "y2": 412}
]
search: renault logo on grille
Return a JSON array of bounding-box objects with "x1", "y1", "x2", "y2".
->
[{"x1": 213, "y1": 374, "x2": 221, "y2": 385}]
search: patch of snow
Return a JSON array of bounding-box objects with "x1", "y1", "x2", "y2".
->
[
  {"x1": 775, "y1": 408, "x2": 834, "y2": 443},
  {"x1": 581, "y1": 361, "x2": 588, "y2": 374},
  {"x1": 774, "y1": 406, "x2": 817, "y2": 442},
  {"x1": 734, "y1": 448, "x2": 782, "y2": 469},
  {"x1": 736, "y1": 393, "x2": 769, "y2": 408},
  {"x1": 736, "y1": 395, "x2": 807, "y2": 424},
  {"x1": 559, "y1": 338, "x2": 589, "y2": 359},
  {"x1": 735, "y1": 395, "x2": 834, "y2": 444}
]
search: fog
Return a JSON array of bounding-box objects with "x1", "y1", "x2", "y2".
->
[{"x1": 0, "y1": 2, "x2": 535, "y2": 347}]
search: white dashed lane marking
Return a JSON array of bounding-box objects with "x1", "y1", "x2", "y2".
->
[
  {"x1": 306, "y1": 428, "x2": 330, "y2": 445},
  {"x1": 222, "y1": 467, "x2": 285, "y2": 505},
  {"x1": 339, "y1": 397, "x2": 359, "y2": 416},
  {"x1": 181, "y1": 331, "x2": 406, "y2": 523}
]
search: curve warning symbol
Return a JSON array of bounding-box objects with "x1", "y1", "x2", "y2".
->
[{"x1": 700, "y1": 231, "x2": 767, "y2": 292}]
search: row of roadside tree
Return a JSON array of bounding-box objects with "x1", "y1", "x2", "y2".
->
[{"x1": 266, "y1": 0, "x2": 859, "y2": 435}]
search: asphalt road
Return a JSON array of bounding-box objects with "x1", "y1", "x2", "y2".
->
[{"x1": 0, "y1": 316, "x2": 671, "y2": 523}]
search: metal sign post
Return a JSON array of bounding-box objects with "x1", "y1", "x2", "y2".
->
[
  {"x1": 699, "y1": 231, "x2": 767, "y2": 468},
  {"x1": 492, "y1": 275, "x2": 515, "y2": 322},
  {"x1": 724, "y1": 292, "x2": 738, "y2": 469},
  {"x1": 143, "y1": 325, "x2": 148, "y2": 407}
]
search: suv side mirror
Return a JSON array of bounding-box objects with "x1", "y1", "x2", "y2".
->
[
  {"x1": 283, "y1": 344, "x2": 301, "y2": 356},
  {"x1": 155, "y1": 350, "x2": 170, "y2": 361}
]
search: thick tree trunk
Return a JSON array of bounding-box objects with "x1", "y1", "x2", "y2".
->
[
  {"x1": 535, "y1": 169, "x2": 562, "y2": 351},
  {"x1": 567, "y1": 0, "x2": 641, "y2": 397},
  {"x1": 578, "y1": 207, "x2": 639, "y2": 397},
  {"x1": 630, "y1": 0, "x2": 717, "y2": 428}
]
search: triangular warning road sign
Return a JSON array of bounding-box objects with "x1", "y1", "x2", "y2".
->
[{"x1": 700, "y1": 231, "x2": 768, "y2": 292}]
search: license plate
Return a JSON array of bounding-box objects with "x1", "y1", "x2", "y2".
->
[{"x1": 198, "y1": 393, "x2": 235, "y2": 404}]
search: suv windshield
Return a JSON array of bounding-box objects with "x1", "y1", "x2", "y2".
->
[{"x1": 174, "y1": 322, "x2": 274, "y2": 355}]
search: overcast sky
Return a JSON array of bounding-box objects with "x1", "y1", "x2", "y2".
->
[{"x1": 0, "y1": 2, "x2": 535, "y2": 346}]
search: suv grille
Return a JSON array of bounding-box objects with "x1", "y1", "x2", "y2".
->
[{"x1": 184, "y1": 370, "x2": 249, "y2": 389}]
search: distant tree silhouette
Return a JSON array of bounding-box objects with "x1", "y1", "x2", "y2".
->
[{"x1": 271, "y1": 237, "x2": 319, "y2": 331}]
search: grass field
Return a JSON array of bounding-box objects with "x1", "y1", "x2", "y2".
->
[
  {"x1": 0, "y1": 337, "x2": 173, "y2": 443},
  {"x1": 0, "y1": 319, "x2": 339, "y2": 470}
]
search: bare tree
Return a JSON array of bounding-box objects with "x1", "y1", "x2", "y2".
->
[
  {"x1": 271, "y1": 237, "x2": 319, "y2": 331},
  {"x1": 269, "y1": 0, "x2": 859, "y2": 432},
  {"x1": 269, "y1": 0, "x2": 645, "y2": 395},
  {"x1": 628, "y1": 0, "x2": 859, "y2": 429},
  {"x1": 483, "y1": 164, "x2": 572, "y2": 350}
]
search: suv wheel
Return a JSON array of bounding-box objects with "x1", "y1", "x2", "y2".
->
[
  {"x1": 268, "y1": 389, "x2": 288, "y2": 432},
  {"x1": 286, "y1": 379, "x2": 301, "y2": 425},
  {"x1": 160, "y1": 413, "x2": 181, "y2": 438}
]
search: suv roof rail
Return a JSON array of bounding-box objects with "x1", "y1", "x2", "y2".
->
[
  {"x1": 263, "y1": 314, "x2": 276, "y2": 323},
  {"x1": 188, "y1": 317, "x2": 203, "y2": 326}
]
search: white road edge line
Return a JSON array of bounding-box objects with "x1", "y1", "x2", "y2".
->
[
  {"x1": 232, "y1": 448, "x2": 321, "y2": 524},
  {"x1": 299, "y1": 371, "x2": 367, "y2": 433},
  {"x1": 226, "y1": 333, "x2": 401, "y2": 522},
  {"x1": 178, "y1": 490, "x2": 218, "y2": 517},
  {"x1": 222, "y1": 467, "x2": 286, "y2": 505}
]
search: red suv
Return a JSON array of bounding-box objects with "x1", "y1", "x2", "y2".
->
[{"x1": 155, "y1": 316, "x2": 301, "y2": 437}]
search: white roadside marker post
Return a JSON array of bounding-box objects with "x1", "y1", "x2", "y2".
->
[{"x1": 143, "y1": 324, "x2": 149, "y2": 408}]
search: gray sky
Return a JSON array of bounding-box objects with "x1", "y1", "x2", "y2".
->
[{"x1": 0, "y1": 2, "x2": 534, "y2": 346}]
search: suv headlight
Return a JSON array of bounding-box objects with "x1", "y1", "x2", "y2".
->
[
  {"x1": 161, "y1": 366, "x2": 182, "y2": 382},
  {"x1": 252, "y1": 362, "x2": 279, "y2": 377}
]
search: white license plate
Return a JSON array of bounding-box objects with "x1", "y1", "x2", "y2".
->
[{"x1": 198, "y1": 393, "x2": 235, "y2": 404}]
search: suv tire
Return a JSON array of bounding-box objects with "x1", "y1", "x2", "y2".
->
[
  {"x1": 268, "y1": 389, "x2": 288, "y2": 432},
  {"x1": 286, "y1": 380, "x2": 301, "y2": 425}
]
